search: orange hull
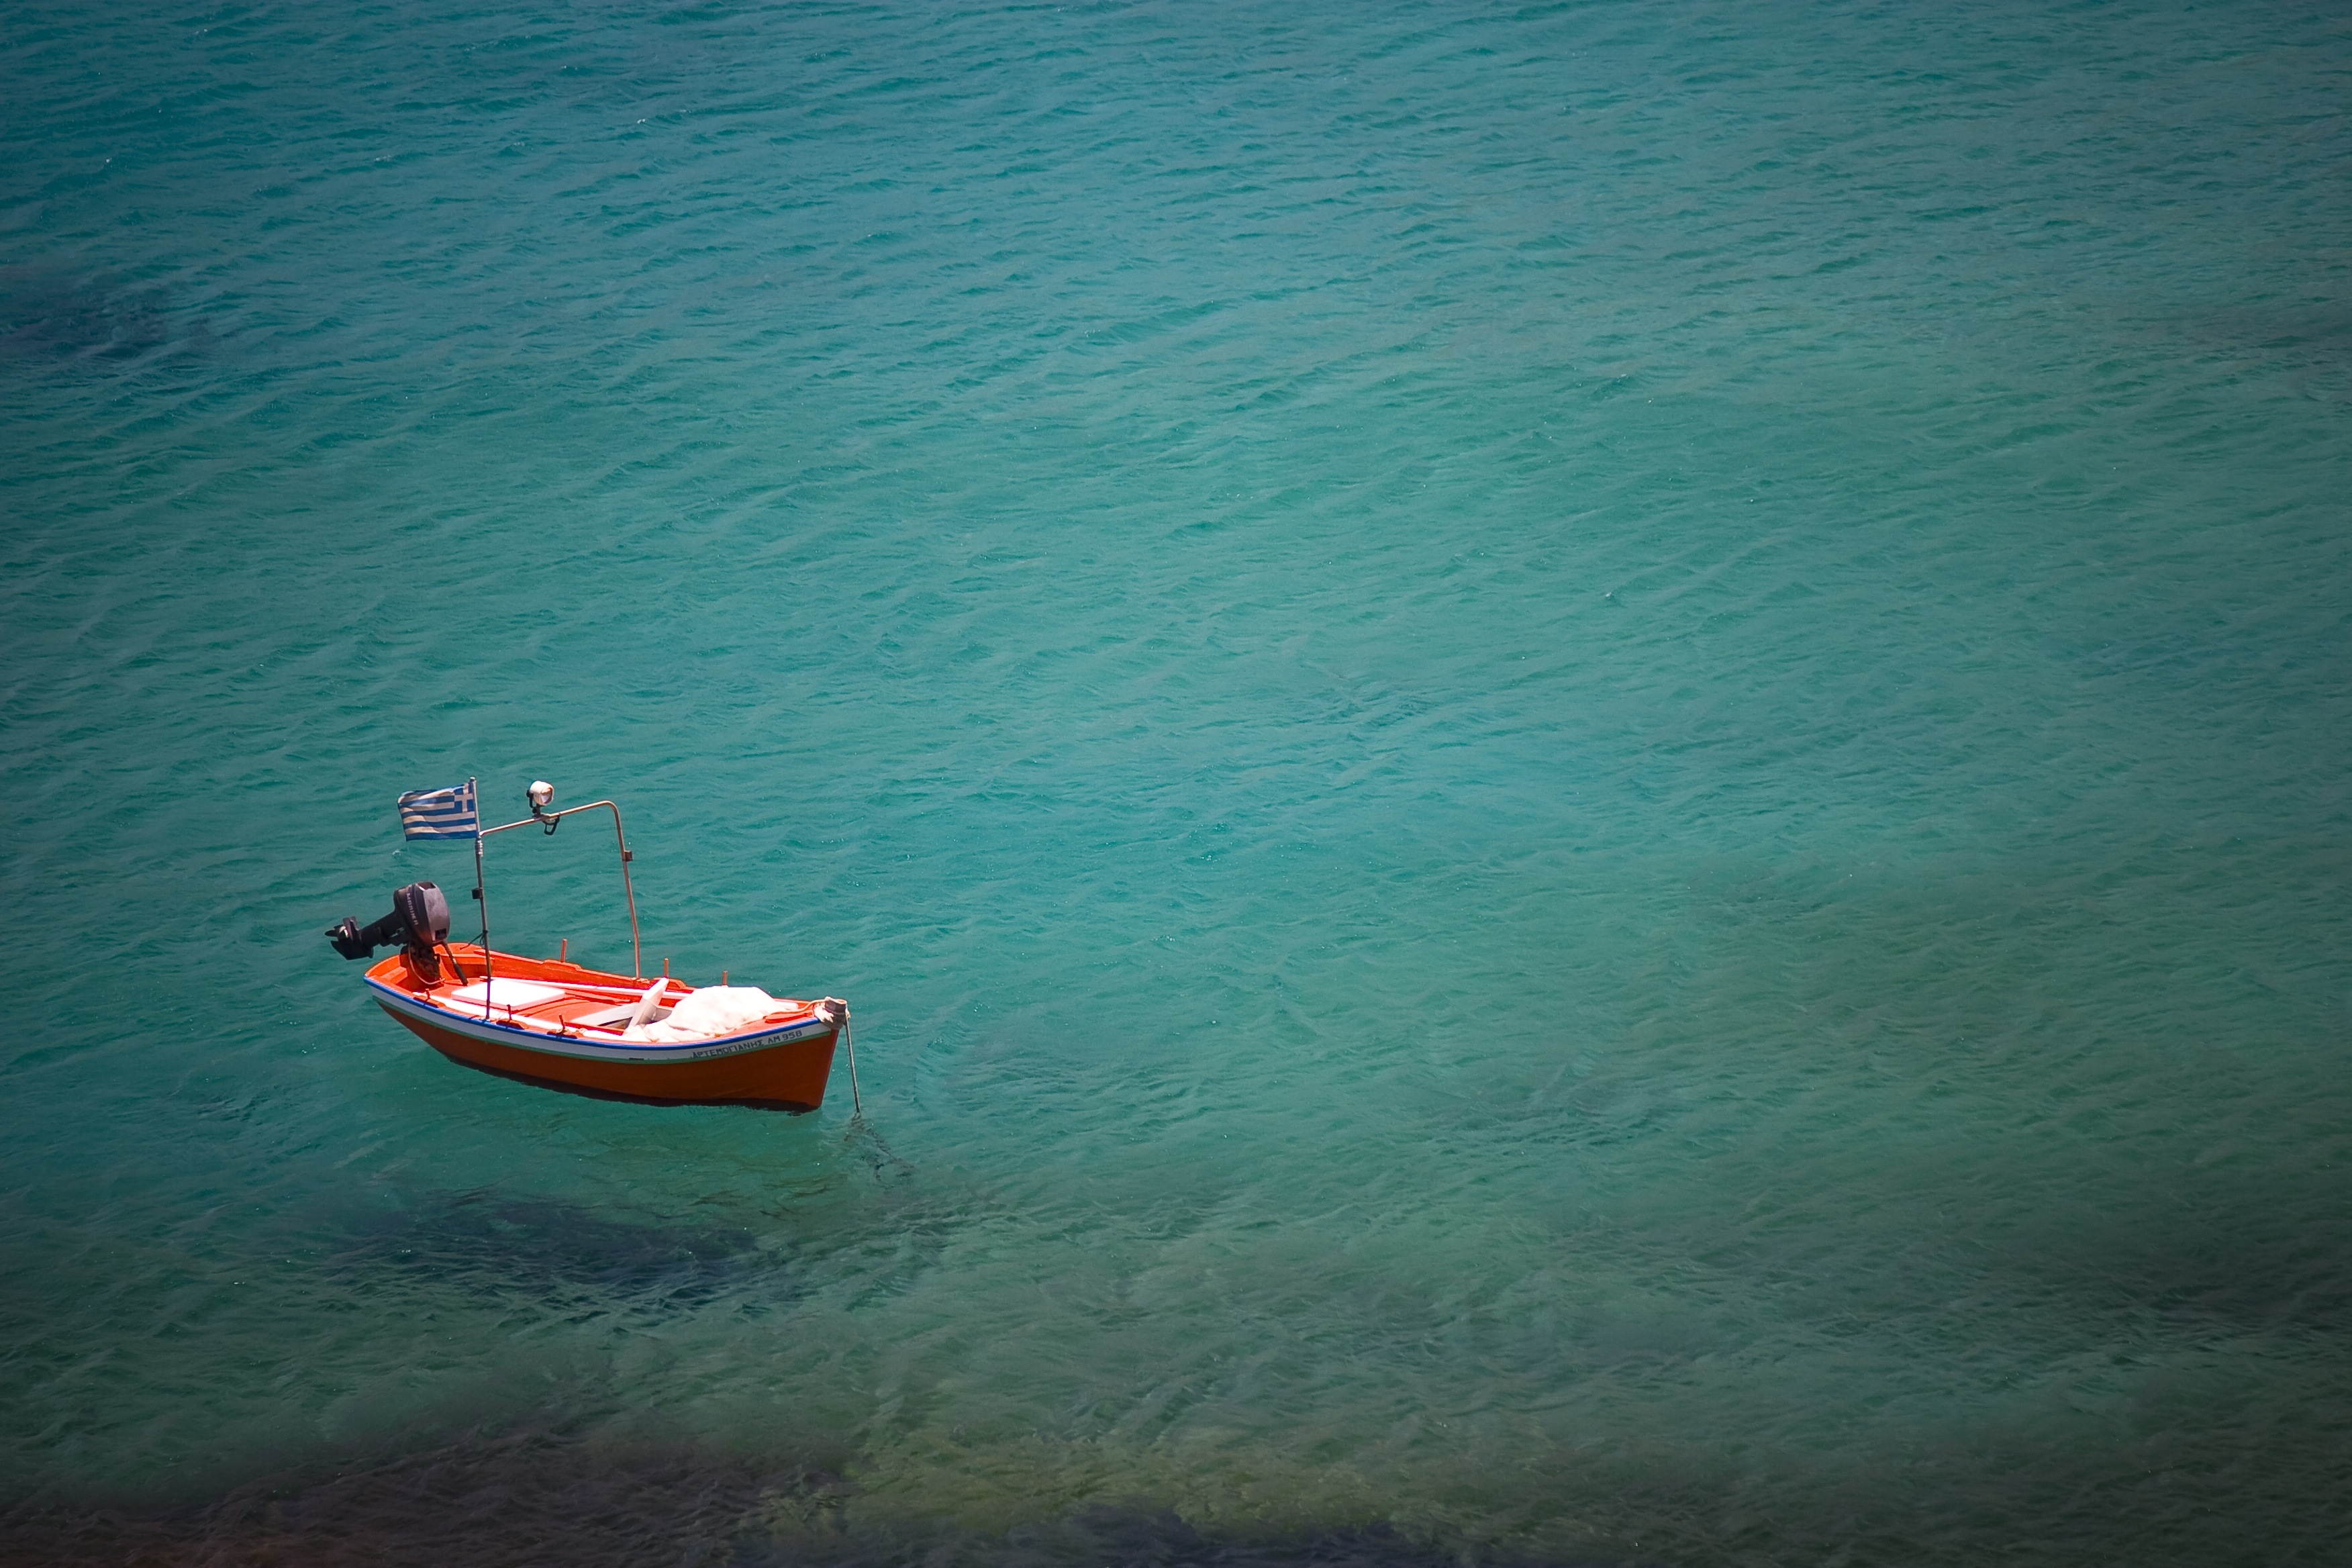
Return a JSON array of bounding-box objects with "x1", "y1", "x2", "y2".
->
[{"x1": 364, "y1": 946, "x2": 843, "y2": 1111}]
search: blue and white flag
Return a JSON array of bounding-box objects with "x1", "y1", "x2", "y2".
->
[{"x1": 398, "y1": 779, "x2": 479, "y2": 840}]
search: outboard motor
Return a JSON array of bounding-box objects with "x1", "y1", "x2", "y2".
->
[{"x1": 326, "y1": 881, "x2": 453, "y2": 979}]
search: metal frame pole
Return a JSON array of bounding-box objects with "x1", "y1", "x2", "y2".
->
[{"x1": 474, "y1": 797, "x2": 642, "y2": 981}]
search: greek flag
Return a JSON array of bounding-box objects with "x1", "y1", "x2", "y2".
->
[{"x1": 398, "y1": 779, "x2": 479, "y2": 840}]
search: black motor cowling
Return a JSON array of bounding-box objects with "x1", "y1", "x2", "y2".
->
[{"x1": 326, "y1": 881, "x2": 452, "y2": 965}]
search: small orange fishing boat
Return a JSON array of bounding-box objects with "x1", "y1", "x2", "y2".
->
[{"x1": 326, "y1": 779, "x2": 853, "y2": 1112}]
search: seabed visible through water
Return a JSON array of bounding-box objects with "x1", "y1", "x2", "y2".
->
[{"x1": 4, "y1": 0, "x2": 2350, "y2": 1563}]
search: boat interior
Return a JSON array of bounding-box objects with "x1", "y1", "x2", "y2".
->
[{"x1": 373, "y1": 945, "x2": 812, "y2": 1043}]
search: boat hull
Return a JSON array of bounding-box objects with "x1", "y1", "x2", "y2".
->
[{"x1": 364, "y1": 948, "x2": 842, "y2": 1111}]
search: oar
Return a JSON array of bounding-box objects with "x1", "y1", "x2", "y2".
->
[{"x1": 624, "y1": 978, "x2": 669, "y2": 1031}]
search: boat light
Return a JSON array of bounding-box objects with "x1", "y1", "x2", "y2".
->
[{"x1": 528, "y1": 780, "x2": 554, "y2": 811}]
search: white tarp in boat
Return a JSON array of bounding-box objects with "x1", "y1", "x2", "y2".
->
[{"x1": 622, "y1": 985, "x2": 783, "y2": 1043}]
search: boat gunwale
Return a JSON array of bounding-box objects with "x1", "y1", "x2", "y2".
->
[{"x1": 362, "y1": 962, "x2": 839, "y2": 1065}]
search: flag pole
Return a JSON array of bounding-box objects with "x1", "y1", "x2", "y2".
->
[{"x1": 470, "y1": 778, "x2": 492, "y2": 1018}]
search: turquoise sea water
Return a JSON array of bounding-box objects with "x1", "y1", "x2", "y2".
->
[{"x1": 5, "y1": 1, "x2": 2350, "y2": 1561}]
